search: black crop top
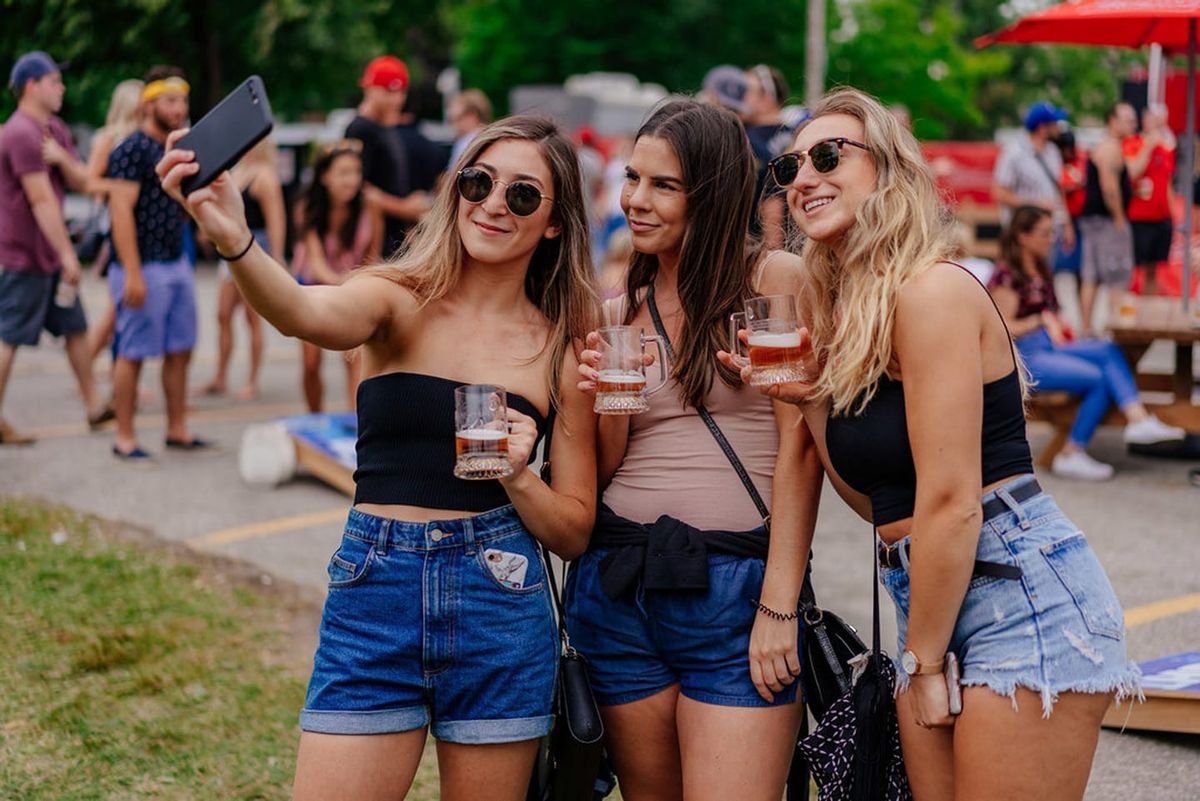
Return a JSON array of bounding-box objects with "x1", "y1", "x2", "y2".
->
[
  {"x1": 353, "y1": 372, "x2": 547, "y2": 510},
  {"x1": 825, "y1": 369, "x2": 1033, "y2": 527}
]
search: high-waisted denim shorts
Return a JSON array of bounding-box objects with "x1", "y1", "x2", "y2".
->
[
  {"x1": 564, "y1": 546, "x2": 800, "y2": 708},
  {"x1": 301, "y1": 506, "x2": 559, "y2": 743},
  {"x1": 881, "y1": 475, "x2": 1141, "y2": 716}
]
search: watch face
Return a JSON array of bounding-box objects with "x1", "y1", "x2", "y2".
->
[{"x1": 901, "y1": 650, "x2": 918, "y2": 675}]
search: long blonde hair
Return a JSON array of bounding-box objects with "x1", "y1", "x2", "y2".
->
[
  {"x1": 799, "y1": 88, "x2": 957, "y2": 416},
  {"x1": 103, "y1": 79, "x2": 144, "y2": 144},
  {"x1": 361, "y1": 116, "x2": 597, "y2": 411}
]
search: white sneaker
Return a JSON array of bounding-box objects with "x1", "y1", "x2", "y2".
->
[
  {"x1": 1123, "y1": 415, "x2": 1187, "y2": 445},
  {"x1": 1051, "y1": 449, "x2": 1115, "y2": 481}
]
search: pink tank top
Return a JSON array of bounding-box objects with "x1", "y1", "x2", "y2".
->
[
  {"x1": 291, "y1": 212, "x2": 374, "y2": 283},
  {"x1": 603, "y1": 374, "x2": 779, "y2": 531}
]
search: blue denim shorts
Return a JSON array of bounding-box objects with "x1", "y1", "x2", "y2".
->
[
  {"x1": 109, "y1": 255, "x2": 197, "y2": 360},
  {"x1": 564, "y1": 546, "x2": 800, "y2": 708},
  {"x1": 301, "y1": 506, "x2": 559, "y2": 743},
  {"x1": 881, "y1": 476, "x2": 1141, "y2": 717}
]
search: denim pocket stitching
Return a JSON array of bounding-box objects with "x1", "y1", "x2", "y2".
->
[
  {"x1": 473, "y1": 545, "x2": 546, "y2": 595},
  {"x1": 1039, "y1": 534, "x2": 1123, "y2": 640},
  {"x1": 328, "y1": 546, "x2": 376, "y2": 589}
]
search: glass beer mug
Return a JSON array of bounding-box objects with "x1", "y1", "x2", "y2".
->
[
  {"x1": 454, "y1": 384, "x2": 514, "y2": 480},
  {"x1": 729, "y1": 294, "x2": 806, "y2": 386},
  {"x1": 593, "y1": 325, "x2": 668, "y2": 415}
]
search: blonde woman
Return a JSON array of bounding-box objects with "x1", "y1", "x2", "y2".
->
[
  {"x1": 200, "y1": 137, "x2": 286, "y2": 400},
  {"x1": 731, "y1": 89, "x2": 1139, "y2": 800},
  {"x1": 158, "y1": 116, "x2": 598, "y2": 801}
]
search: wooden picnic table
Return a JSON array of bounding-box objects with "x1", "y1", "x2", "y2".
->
[{"x1": 1108, "y1": 296, "x2": 1200, "y2": 432}]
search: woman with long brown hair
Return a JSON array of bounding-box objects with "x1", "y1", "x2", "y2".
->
[
  {"x1": 566, "y1": 99, "x2": 822, "y2": 801},
  {"x1": 157, "y1": 116, "x2": 598, "y2": 801}
]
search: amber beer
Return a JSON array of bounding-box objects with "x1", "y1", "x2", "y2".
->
[
  {"x1": 595, "y1": 370, "x2": 648, "y2": 414},
  {"x1": 592, "y1": 326, "x2": 668, "y2": 415},
  {"x1": 454, "y1": 428, "x2": 512, "y2": 479},
  {"x1": 749, "y1": 332, "x2": 803, "y2": 372},
  {"x1": 454, "y1": 384, "x2": 514, "y2": 480},
  {"x1": 738, "y1": 294, "x2": 806, "y2": 386}
]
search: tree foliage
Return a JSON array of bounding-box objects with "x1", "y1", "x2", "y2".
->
[
  {"x1": 0, "y1": 0, "x2": 1153, "y2": 141},
  {"x1": 0, "y1": 0, "x2": 453, "y2": 125}
]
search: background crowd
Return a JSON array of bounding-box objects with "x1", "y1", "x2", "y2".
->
[{"x1": 0, "y1": 48, "x2": 1193, "y2": 474}]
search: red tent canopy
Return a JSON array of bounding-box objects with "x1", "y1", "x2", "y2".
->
[{"x1": 975, "y1": 0, "x2": 1200, "y2": 50}]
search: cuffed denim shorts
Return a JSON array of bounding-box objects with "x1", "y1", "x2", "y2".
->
[
  {"x1": 301, "y1": 506, "x2": 559, "y2": 743},
  {"x1": 881, "y1": 475, "x2": 1141, "y2": 717},
  {"x1": 564, "y1": 545, "x2": 800, "y2": 708}
]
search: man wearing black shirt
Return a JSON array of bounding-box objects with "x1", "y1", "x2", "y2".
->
[{"x1": 344, "y1": 56, "x2": 429, "y2": 257}]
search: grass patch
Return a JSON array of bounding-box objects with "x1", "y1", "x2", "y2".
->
[{"x1": 0, "y1": 498, "x2": 317, "y2": 800}]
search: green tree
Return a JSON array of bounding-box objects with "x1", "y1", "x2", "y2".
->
[
  {"x1": 449, "y1": 0, "x2": 811, "y2": 114},
  {"x1": 0, "y1": 0, "x2": 453, "y2": 126},
  {"x1": 826, "y1": 0, "x2": 1009, "y2": 139}
]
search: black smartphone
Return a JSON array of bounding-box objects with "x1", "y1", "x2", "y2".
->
[{"x1": 176, "y1": 75, "x2": 273, "y2": 195}]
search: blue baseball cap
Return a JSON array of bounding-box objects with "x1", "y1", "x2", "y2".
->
[
  {"x1": 1024, "y1": 101, "x2": 1067, "y2": 132},
  {"x1": 9, "y1": 51, "x2": 64, "y2": 95}
]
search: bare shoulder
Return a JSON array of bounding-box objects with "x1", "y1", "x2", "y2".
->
[
  {"x1": 344, "y1": 272, "x2": 422, "y2": 316},
  {"x1": 755, "y1": 249, "x2": 805, "y2": 296},
  {"x1": 897, "y1": 261, "x2": 985, "y2": 330}
]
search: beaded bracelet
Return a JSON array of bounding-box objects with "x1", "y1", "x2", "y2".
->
[
  {"x1": 750, "y1": 599, "x2": 800, "y2": 621},
  {"x1": 216, "y1": 233, "x2": 256, "y2": 262}
]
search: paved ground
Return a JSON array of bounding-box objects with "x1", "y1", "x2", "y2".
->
[{"x1": 3, "y1": 264, "x2": 1198, "y2": 799}]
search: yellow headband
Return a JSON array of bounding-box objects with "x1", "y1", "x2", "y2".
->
[{"x1": 142, "y1": 77, "x2": 190, "y2": 102}]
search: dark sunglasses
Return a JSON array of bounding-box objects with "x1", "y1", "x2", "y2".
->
[
  {"x1": 457, "y1": 167, "x2": 553, "y2": 217},
  {"x1": 767, "y1": 137, "x2": 870, "y2": 186}
]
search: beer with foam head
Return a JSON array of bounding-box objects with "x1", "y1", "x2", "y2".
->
[
  {"x1": 592, "y1": 326, "x2": 667, "y2": 415},
  {"x1": 454, "y1": 385, "x2": 514, "y2": 480}
]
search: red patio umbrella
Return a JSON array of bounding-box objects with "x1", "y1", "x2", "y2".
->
[{"x1": 977, "y1": 0, "x2": 1200, "y2": 311}]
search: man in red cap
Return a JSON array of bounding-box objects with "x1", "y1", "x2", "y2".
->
[{"x1": 344, "y1": 55, "x2": 430, "y2": 256}]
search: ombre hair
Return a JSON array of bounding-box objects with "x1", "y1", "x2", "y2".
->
[
  {"x1": 622, "y1": 100, "x2": 761, "y2": 408},
  {"x1": 797, "y1": 88, "x2": 961, "y2": 416},
  {"x1": 360, "y1": 116, "x2": 597, "y2": 410}
]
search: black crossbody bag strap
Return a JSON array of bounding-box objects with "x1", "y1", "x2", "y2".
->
[
  {"x1": 646, "y1": 285, "x2": 819, "y2": 599},
  {"x1": 535, "y1": 408, "x2": 571, "y2": 649},
  {"x1": 646, "y1": 284, "x2": 771, "y2": 528}
]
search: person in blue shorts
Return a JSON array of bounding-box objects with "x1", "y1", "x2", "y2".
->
[{"x1": 105, "y1": 65, "x2": 210, "y2": 462}]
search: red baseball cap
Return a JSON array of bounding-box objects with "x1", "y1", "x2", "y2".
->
[{"x1": 360, "y1": 56, "x2": 409, "y2": 92}]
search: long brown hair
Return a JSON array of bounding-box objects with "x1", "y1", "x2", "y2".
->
[
  {"x1": 622, "y1": 100, "x2": 760, "y2": 408},
  {"x1": 360, "y1": 116, "x2": 597, "y2": 410},
  {"x1": 999, "y1": 205, "x2": 1053, "y2": 287}
]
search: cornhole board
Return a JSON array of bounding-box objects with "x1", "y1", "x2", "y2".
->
[
  {"x1": 280, "y1": 413, "x2": 357, "y2": 497},
  {"x1": 1103, "y1": 652, "x2": 1200, "y2": 734}
]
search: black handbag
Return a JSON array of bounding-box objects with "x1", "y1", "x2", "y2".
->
[
  {"x1": 798, "y1": 576, "x2": 869, "y2": 723},
  {"x1": 796, "y1": 541, "x2": 912, "y2": 801},
  {"x1": 527, "y1": 411, "x2": 609, "y2": 801}
]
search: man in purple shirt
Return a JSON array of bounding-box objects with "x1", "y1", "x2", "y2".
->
[{"x1": 0, "y1": 51, "x2": 109, "y2": 445}]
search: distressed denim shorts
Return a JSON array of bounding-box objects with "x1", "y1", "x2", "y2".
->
[
  {"x1": 564, "y1": 546, "x2": 800, "y2": 708},
  {"x1": 881, "y1": 475, "x2": 1141, "y2": 716},
  {"x1": 300, "y1": 506, "x2": 559, "y2": 743}
]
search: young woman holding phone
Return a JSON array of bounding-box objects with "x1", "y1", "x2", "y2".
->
[{"x1": 158, "y1": 116, "x2": 598, "y2": 801}]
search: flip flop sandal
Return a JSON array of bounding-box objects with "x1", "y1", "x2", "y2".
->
[
  {"x1": 164, "y1": 437, "x2": 217, "y2": 451},
  {"x1": 88, "y1": 405, "x2": 117, "y2": 430},
  {"x1": 112, "y1": 445, "x2": 155, "y2": 465}
]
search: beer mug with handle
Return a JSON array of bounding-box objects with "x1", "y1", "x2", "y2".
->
[
  {"x1": 729, "y1": 294, "x2": 806, "y2": 386},
  {"x1": 454, "y1": 384, "x2": 514, "y2": 480},
  {"x1": 593, "y1": 325, "x2": 668, "y2": 415}
]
